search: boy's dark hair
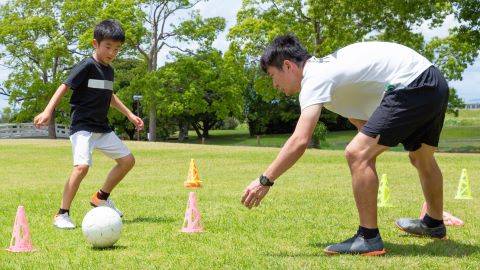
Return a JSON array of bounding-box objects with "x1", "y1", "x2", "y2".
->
[
  {"x1": 94, "y1": 19, "x2": 125, "y2": 43},
  {"x1": 260, "y1": 34, "x2": 311, "y2": 73}
]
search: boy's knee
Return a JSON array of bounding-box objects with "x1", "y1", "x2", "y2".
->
[
  {"x1": 74, "y1": 164, "x2": 89, "y2": 175},
  {"x1": 118, "y1": 154, "x2": 135, "y2": 169}
]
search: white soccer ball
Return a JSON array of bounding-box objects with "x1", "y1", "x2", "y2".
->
[{"x1": 82, "y1": 207, "x2": 123, "y2": 248}]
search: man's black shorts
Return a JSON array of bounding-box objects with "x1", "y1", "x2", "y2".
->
[{"x1": 361, "y1": 66, "x2": 449, "y2": 151}]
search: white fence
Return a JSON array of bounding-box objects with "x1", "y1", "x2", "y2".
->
[{"x1": 0, "y1": 123, "x2": 70, "y2": 139}]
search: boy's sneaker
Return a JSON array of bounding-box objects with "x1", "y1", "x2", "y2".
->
[
  {"x1": 90, "y1": 193, "x2": 123, "y2": 217},
  {"x1": 323, "y1": 233, "x2": 386, "y2": 256},
  {"x1": 395, "y1": 218, "x2": 447, "y2": 240},
  {"x1": 53, "y1": 213, "x2": 76, "y2": 229}
]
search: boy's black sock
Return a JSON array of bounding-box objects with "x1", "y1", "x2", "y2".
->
[
  {"x1": 96, "y1": 189, "x2": 110, "y2": 200},
  {"x1": 423, "y1": 213, "x2": 444, "y2": 228},
  {"x1": 58, "y1": 208, "x2": 69, "y2": 215},
  {"x1": 357, "y1": 226, "x2": 380, "y2": 239}
]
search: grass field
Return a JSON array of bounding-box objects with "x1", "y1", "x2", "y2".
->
[{"x1": 0, "y1": 139, "x2": 479, "y2": 269}]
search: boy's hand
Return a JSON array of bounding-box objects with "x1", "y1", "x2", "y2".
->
[
  {"x1": 33, "y1": 112, "x2": 51, "y2": 128},
  {"x1": 241, "y1": 178, "x2": 270, "y2": 209},
  {"x1": 128, "y1": 114, "x2": 144, "y2": 131}
]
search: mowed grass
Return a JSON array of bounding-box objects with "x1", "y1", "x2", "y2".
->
[{"x1": 0, "y1": 139, "x2": 480, "y2": 269}]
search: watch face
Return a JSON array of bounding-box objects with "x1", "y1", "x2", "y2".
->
[{"x1": 260, "y1": 175, "x2": 273, "y2": 186}]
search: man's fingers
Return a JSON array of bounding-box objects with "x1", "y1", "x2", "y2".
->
[{"x1": 241, "y1": 189, "x2": 250, "y2": 204}]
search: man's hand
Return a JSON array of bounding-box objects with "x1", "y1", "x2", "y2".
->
[
  {"x1": 33, "y1": 112, "x2": 51, "y2": 128},
  {"x1": 241, "y1": 178, "x2": 270, "y2": 209},
  {"x1": 128, "y1": 114, "x2": 144, "y2": 131}
]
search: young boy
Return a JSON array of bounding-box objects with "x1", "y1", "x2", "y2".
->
[
  {"x1": 34, "y1": 19, "x2": 144, "y2": 229},
  {"x1": 241, "y1": 34, "x2": 449, "y2": 255}
]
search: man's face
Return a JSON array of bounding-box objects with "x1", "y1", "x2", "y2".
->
[
  {"x1": 266, "y1": 61, "x2": 301, "y2": 96},
  {"x1": 92, "y1": 38, "x2": 122, "y2": 65}
]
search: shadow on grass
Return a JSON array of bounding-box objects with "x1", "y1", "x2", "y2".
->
[
  {"x1": 310, "y1": 239, "x2": 479, "y2": 257},
  {"x1": 91, "y1": 245, "x2": 127, "y2": 251},
  {"x1": 123, "y1": 216, "x2": 175, "y2": 224}
]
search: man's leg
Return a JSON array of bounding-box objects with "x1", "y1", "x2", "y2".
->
[
  {"x1": 324, "y1": 132, "x2": 388, "y2": 256},
  {"x1": 345, "y1": 132, "x2": 389, "y2": 229},
  {"x1": 409, "y1": 144, "x2": 443, "y2": 220},
  {"x1": 395, "y1": 144, "x2": 446, "y2": 239}
]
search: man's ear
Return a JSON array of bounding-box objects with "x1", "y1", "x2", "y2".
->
[{"x1": 283, "y1": 59, "x2": 295, "y2": 71}]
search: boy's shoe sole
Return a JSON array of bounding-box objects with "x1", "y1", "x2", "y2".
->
[
  {"x1": 323, "y1": 234, "x2": 386, "y2": 256},
  {"x1": 90, "y1": 193, "x2": 123, "y2": 217},
  {"x1": 395, "y1": 218, "x2": 448, "y2": 240}
]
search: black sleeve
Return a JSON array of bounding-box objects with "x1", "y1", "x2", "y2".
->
[{"x1": 64, "y1": 59, "x2": 91, "y2": 90}]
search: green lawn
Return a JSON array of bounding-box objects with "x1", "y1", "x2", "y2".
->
[{"x1": 0, "y1": 139, "x2": 479, "y2": 269}]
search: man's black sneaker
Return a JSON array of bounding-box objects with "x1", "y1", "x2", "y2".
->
[
  {"x1": 395, "y1": 218, "x2": 447, "y2": 240},
  {"x1": 323, "y1": 233, "x2": 386, "y2": 256}
]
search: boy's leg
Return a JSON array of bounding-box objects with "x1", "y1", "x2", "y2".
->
[
  {"x1": 101, "y1": 154, "x2": 135, "y2": 192},
  {"x1": 90, "y1": 132, "x2": 133, "y2": 216},
  {"x1": 61, "y1": 165, "x2": 89, "y2": 209}
]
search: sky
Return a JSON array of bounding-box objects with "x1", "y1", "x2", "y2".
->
[{"x1": 0, "y1": 0, "x2": 479, "y2": 112}]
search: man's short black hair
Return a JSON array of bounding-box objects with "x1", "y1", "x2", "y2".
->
[
  {"x1": 94, "y1": 19, "x2": 125, "y2": 43},
  {"x1": 260, "y1": 34, "x2": 311, "y2": 73}
]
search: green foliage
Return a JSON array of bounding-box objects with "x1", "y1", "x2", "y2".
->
[
  {"x1": 310, "y1": 121, "x2": 327, "y2": 149},
  {"x1": 447, "y1": 87, "x2": 465, "y2": 116},
  {"x1": 228, "y1": 0, "x2": 479, "y2": 135}
]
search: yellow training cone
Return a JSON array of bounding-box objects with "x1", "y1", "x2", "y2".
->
[
  {"x1": 455, "y1": 168, "x2": 472, "y2": 199},
  {"x1": 377, "y1": 174, "x2": 393, "y2": 207},
  {"x1": 184, "y1": 159, "x2": 202, "y2": 188}
]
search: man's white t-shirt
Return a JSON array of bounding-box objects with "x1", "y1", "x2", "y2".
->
[{"x1": 299, "y1": 42, "x2": 433, "y2": 120}]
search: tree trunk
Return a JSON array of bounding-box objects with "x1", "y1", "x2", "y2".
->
[
  {"x1": 148, "y1": 106, "x2": 156, "y2": 141},
  {"x1": 178, "y1": 121, "x2": 189, "y2": 142},
  {"x1": 48, "y1": 113, "x2": 56, "y2": 139}
]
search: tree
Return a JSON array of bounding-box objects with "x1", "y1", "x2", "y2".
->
[
  {"x1": 228, "y1": 0, "x2": 479, "y2": 133},
  {"x1": 132, "y1": 50, "x2": 243, "y2": 141},
  {"x1": 0, "y1": 0, "x2": 82, "y2": 138},
  {"x1": 108, "y1": 0, "x2": 226, "y2": 141}
]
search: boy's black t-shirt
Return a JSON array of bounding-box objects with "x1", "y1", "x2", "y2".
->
[{"x1": 64, "y1": 57, "x2": 114, "y2": 134}]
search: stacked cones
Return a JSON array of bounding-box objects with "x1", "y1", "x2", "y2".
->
[
  {"x1": 7, "y1": 205, "x2": 35, "y2": 252},
  {"x1": 455, "y1": 168, "x2": 472, "y2": 199},
  {"x1": 377, "y1": 174, "x2": 393, "y2": 207},
  {"x1": 184, "y1": 159, "x2": 202, "y2": 188},
  {"x1": 181, "y1": 159, "x2": 204, "y2": 233}
]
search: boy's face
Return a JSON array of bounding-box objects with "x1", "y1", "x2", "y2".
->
[
  {"x1": 266, "y1": 60, "x2": 302, "y2": 96},
  {"x1": 92, "y1": 38, "x2": 122, "y2": 65}
]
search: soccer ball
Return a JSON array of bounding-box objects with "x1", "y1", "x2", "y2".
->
[{"x1": 82, "y1": 207, "x2": 123, "y2": 248}]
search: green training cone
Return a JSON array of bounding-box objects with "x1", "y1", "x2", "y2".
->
[
  {"x1": 455, "y1": 168, "x2": 473, "y2": 199},
  {"x1": 377, "y1": 174, "x2": 393, "y2": 207}
]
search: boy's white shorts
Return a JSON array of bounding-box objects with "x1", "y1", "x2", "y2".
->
[{"x1": 70, "y1": 131, "x2": 131, "y2": 166}]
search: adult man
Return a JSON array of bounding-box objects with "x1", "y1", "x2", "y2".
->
[{"x1": 241, "y1": 34, "x2": 449, "y2": 255}]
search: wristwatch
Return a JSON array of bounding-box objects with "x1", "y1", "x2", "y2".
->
[{"x1": 259, "y1": 175, "x2": 274, "y2": 186}]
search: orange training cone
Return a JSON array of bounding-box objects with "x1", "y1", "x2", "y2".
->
[
  {"x1": 181, "y1": 192, "x2": 204, "y2": 233},
  {"x1": 7, "y1": 205, "x2": 35, "y2": 252},
  {"x1": 419, "y1": 202, "x2": 464, "y2": 226},
  {"x1": 184, "y1": 159, "x2": 202, "y2": 188}
]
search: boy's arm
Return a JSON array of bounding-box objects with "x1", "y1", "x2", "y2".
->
[
  {"x1": 33, "y1": 84, "x2": 70, "y2": 128},
  {"x1": 110, "y1": 94, "x2": 144, "y2": 131},
  {"x1": 241, "y1": 104, "x2": 323, "y2": 209}
]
